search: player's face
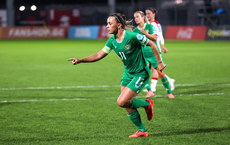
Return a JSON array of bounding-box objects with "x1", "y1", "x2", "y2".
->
[
  {"x1": 145, "y1": 10, "x2": 154, "y2": 21},
  {"x1": 134, "y1": 13, "x2": 143, "y2": 25},
  {"x1": 106, "y1": 16, "x2": 118, "y2": 34}
]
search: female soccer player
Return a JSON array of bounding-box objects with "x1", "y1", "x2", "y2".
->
[
  {"x1": 133, "y1": 11, "x2": 174, "y2": 99},
  {"x1": 68, "y1": 13, "x2": 164, "y2": 138},
  {"x1": 145, "y1": 7, "x2": 175, "y2": 92}
]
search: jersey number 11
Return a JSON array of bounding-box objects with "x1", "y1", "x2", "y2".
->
[{"x1": 119, "y1": 52, "x2": 126, "y2": 60}]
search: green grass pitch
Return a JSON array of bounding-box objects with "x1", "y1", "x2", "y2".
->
[{"x1": 0, "y1": 39, "x2": 229, "y2": 145}]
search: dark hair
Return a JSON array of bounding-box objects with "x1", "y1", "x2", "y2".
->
[
  {"x1": 146, "y1": 7, "x2": 158, "y2": 14},
  {"x1": 110, "y1": 13, "x2": 133, "y2": 29}
]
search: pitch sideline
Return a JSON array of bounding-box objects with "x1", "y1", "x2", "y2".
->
[
  {"x1": 0, "y1": 83, "x2": 229, "y2": 91},
  {"x1": 0, "y1": 92, "x2": 228, "y2": 103},
  {"x1": 0, "y1": 83, "x2": 229, "y2": 103}
]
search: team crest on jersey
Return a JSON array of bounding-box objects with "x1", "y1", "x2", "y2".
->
[{"x1": 124, "y1": 44, "x2": 131, "y2": 50}]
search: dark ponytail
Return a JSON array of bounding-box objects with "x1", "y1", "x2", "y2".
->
[{"x1": 146, "y1": 7, "x2": 158, "y2": 14}]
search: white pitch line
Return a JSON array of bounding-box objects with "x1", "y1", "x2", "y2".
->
[
  {"x1": 0, "y1": 98, "x2": 88, "y2": 103},
  {"x1": 0, "y1": 83, "x2": 229, "y2": 91},
  {"x1": 106, "y1": 92, "x2": 228, "y2": 99},
  {"x1": 0, "y1": 85, "x2": 120, "y2": 91},
  {"x1": 0, "y1": 92, "x2": 228, "y2": 104}
]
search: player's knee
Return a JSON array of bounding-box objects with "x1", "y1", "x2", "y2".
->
[
  {"x1": 117, "y1": 98, "x2": 129, "y2": 108},
  {"x1": 117, "y1": 99, "x2": 125, "y2": 107}
]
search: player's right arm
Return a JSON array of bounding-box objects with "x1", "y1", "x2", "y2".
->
[
  {"x1": 68, "y1": 50, "x2": 108, "y2": 65},
  {"x1": 68, "y1": 38, "x2": 113, "y2": 65}
]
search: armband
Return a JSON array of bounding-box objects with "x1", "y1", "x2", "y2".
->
[{"x1": 102, "y1": 46, "x2": 112, "y2": 54}]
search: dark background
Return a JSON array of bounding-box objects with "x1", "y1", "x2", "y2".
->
[{"x1": 0, "y1": 0, "x2": 229, "y2": 26}]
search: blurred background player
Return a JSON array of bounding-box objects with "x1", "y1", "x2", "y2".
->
[
  {"x1": 133, "y1": 11, "x2": 175, "y2": 99},
  {"x1": 68, "y1": 13, "x2": 165, "y2": 138},
  {"x1": 145, "y1": 7, "x2": 175, "y2": 93}
]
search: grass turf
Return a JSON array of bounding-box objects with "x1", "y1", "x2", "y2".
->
[{"x1": 0, "y1": 39, "x2": 229, "y2": 145}]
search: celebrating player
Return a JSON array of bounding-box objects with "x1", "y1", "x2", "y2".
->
[
  {"x1": 133, "y1": 11, "x2": 175, "y2": 99},
  {"x1": 68, "y1": 13, "x2": 165, "y2": 138},
  {"x1": 145, "y1": 7, "x2": 175, "y2": 92}
]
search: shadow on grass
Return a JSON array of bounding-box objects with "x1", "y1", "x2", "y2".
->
[
  {"x1": 151, "y1": 126, "x2": 230, "y2": 137},
  {"x1": 0, "y1": 102, "x2": 29, "y2": 107},
  {"x1": 0, "y1": 135, "x2": 123, "y2": 143},
  {"x1": 175, "y1": 82, "x2": 230, "y2": 95}
]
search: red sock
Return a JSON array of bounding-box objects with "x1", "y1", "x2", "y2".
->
[{"x1": 152, "y1": 77, "x2": 158, "y2": 80}]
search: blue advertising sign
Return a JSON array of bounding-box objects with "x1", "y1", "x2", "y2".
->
[{"x1": 68, "y1": 26, "x2": 100, "y2": 39}]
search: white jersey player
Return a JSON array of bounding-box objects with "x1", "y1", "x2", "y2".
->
[
  {"x1": 150, "y1": 19, "x2": 168, "y2": 53},
  {"x1": 145, "y1": 7, "x2": 175, "y2": 91}
]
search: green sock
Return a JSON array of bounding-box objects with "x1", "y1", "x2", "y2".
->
[
  {"x1": 131, "y1": 98, "x2": 149, "y2": 109},
  {"x1": 161, "y1": 76, "x2": 172, "y2": 94},
  {"x1": 128, "y1": 109, "x2": 147, "y2": 132},
  {"x1": 146, "y1": 66, "x2": 151, "y2": 91}
]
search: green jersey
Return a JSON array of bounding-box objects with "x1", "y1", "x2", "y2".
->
[
  {"x1": 102, "y1": 30, "x2": 149, "y2": 74},
  {"x1": 133, "y1": 23, "x2": 156, "y2": 35},
  {"x1": 133, "y1": 23, "x2": 157, "y2": 58}
]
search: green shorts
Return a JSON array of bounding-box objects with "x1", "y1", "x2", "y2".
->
[
  {"x1": 145, "y1": 53, "x2": 166, "y2": 69},
  {"x1": 145, "y1": 57, "x2": 158, "y2": 69},
  {"x1": 121, "y1": 70, "x2": 149, "y2": 93}
]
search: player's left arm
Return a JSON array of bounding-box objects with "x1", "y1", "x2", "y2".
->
[
  {"x1": 160, "y1": 35, "x2": 168, "y2": 53},
  {"x1": 159, "y1": 26, "x2": 168, "y2": 53}
]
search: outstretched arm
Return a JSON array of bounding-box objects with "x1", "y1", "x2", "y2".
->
[
  {"x1": 147, "y1": 40, "x2": 165, "y2": 71},
  {"x1": 68, "y1": 50, "x2": 108, "y2": 65}
]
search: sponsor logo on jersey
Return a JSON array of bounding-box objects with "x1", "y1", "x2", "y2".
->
[{"x1": 124, "y1": 44, "x2": 131, "y2": 50}]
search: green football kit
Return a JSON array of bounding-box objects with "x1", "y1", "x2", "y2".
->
[
  {"x1": 102, "y1": 30, "x2": 150, "y2": 93},
  {"x1": 133, "y1": 23, "x2": 159, "y2": 69},
  {"x1": 133, "y1": 24, "x2": 171, "y2": 94},
  {"x1": 102, "y1": 30, "x2": 154, "y2": 133}
]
